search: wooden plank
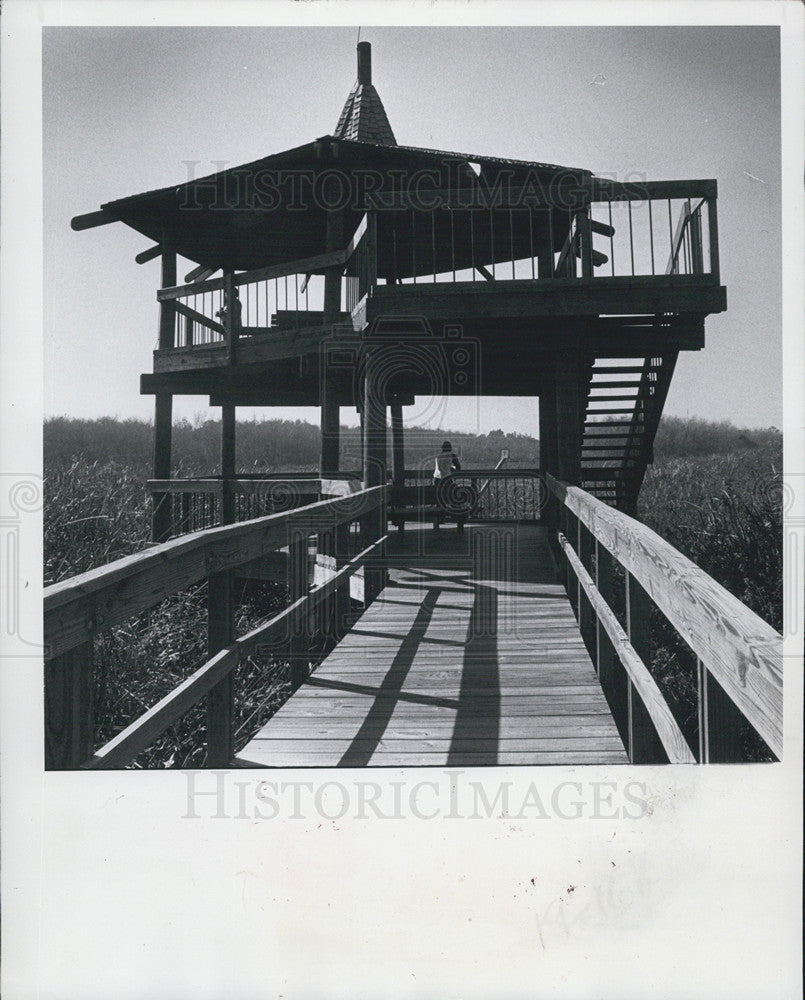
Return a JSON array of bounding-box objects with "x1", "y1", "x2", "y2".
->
[
  {"x1": 85, "y1": 646, "x2": 239, "y2": 770},
  {"x1": 547, "y1": 475, "x2": 782, "y2": 758}
]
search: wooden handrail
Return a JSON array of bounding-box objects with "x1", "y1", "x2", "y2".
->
[
  {"x1": 83, "y1": 533, "x2": 387, "y2": 770},
  {"x1": 558, "y1": 533, "x2": 695, "y2": 763},
  {"x1": 158, "y1": 246, "x2": 351, "y2": 301},
  {"x1": 146, "y1": 478, "x2": 323, "y2": 495},
  {"x1": 544, "y1": 473, "x2": 783, "y2": 758},
  {"x1": 45, "y1": 486, "x2": 386, "y2": 659}
]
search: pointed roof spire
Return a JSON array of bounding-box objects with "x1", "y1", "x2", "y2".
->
[{"x1": 334, "y1": 42, "x2": 397, "y2": 146}]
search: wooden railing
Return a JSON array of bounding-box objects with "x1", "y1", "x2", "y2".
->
[
  {"x1": 147, "y1": 477, "x2": 324, "y2": 537},
  {"x1": 363, "y1": 177, "x2": 720, "y2": 286},
  {"x1": 544, "y1": 474, "x2": 782, "y2": 763},
  {"x1": 666, "y1": 198, "x2": 707, "y2": 275},
  {"x1": 402, "y1": 468, "x2": 545, "y2": 522},
  {"x1": 44, "y1": 486, "x2": 388, "y2": 769},
  {"x1": 156, "y1": 247, "x2": 352, "y2": 355}
]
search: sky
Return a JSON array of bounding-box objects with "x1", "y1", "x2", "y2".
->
[{"x1": 43, "y1": 25, "x2": 782, "y2": 434}]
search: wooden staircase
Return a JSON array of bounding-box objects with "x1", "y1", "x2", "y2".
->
[{"x1": 579, "y1": 349, "x2": 678, "y2": 514}]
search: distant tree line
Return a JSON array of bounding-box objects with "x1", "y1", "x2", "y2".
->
[{"x1": 44, "y1": 413, "x2": 779, "y2": 476}]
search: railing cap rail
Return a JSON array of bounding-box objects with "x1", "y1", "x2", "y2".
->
[{"x1": 544, "y1": 473, "x2": 783, "y2": 757}]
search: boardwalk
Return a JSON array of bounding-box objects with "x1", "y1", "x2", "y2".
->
[{"x1": 239, "y1": 524, "x2": 628, "y2": 767}]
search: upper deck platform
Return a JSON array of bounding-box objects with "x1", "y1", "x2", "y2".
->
[{"x1": 146, "y1": 178, "x2": 725, "y2": 392}]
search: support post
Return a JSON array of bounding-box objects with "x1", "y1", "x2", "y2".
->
[
  {"x1": 535, "y1": 218, "x2": 554, "y2": 279},
  {"x1": 334, "y1": 521, "x2": 352, "y2": 639},
  {"x1": 220, "y1": 403, "x2": 236, "y2": 526},
  {"x1": 206, "y1": 571, "x2": 233, "y2": 767},
  {"x1": 554, "y1": 357, "x2": 583, "y2": 486},
  {"x1": 151, "y1": 392, "x2": 173, "y2": 542},
  {"x1": 595, "y1": 540, "x2": 616, "y2": 681},
  {"x1": 44, "y1": 642, "x2": 94, "y2": 769},
  {"x1": 320, "y1": 210, "x2": 345, "y2": 475},
  {"x1": 390, "y1": 399, "x2": 405, "y2": 487},
  {"x1": 538, "y1": 383, "x2": 559, "y2": 530},
  {"x1": 289, "y1": 528, "x2": 310, "y2": 690},
  {"x1": 158, "y1": 247, "x2": 177, "y2": 350},
  {"x1": 577, "y1": 520, "x2": 596, "y2": 658},
  {"x1": 625, "y1": 572, "x2": 665, "y2": 762},
  {"x1": 362, "y1": 347, "x2": 387, "y2": 604}
]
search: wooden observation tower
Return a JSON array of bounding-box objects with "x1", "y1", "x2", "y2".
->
[
  {"x1": 72, "y1": 41, "x2": 726, "y2": 535},
  {"x1": 52, "y1": 42, "x2": 781, "y2": 772}
]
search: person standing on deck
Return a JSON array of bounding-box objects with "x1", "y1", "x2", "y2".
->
[
  {"x1": 433, "y1": 440, "x2": 461, "y2": 480},
  {"x1": 432, "y1": 441, "x2": 462, "y2": 531}
]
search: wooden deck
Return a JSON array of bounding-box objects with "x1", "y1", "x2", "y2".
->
[{"x1": 238, "y1": 524, "x2": 628, "y2": 767}]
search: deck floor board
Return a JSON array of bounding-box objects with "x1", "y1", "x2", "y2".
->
[{"x1": 239, "y1": 524, "x2": 628, "y2": 767}]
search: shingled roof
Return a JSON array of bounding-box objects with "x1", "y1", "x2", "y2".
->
[{"x1": 334, "y1": 41, "x2": 397, "y2": 146}]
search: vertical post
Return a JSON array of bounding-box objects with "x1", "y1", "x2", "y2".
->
[
  {"x1": 206, "y1": 570, "x2": 234, "y2": 767},
  {"x1": 362, "y1": 346, "x2": 387, "y2": 604},
  {"x1": 554, "y1": 357, "x2": 583, "y2": 486},
  {"x1": 220, "y1": 403, "x2": 236, "y2": 526},
  {"x1": 577, "y1": 521, "x2": 596, "y2": 658},
  {"x1": 223, "y1": 270, "x2": 238, "y2": 365},
  {"x1": 697, "y1": 660, "x2": 743, "y2": 763},
  {"x1": 321, "y1": 209, "x2": 344, "y2": 475},
  {"x1": 158, "y1": 247, "x2": 177, "y2": 350},
  {"x1": 707, "y1": 193, "x2": 720, "y2": 283},
  {"x1": 365, "y1": 210, "x2": 378, "y2": 292},
  {"x1": 595, "y1": 540, "x2": 616, "y2": 681},
  {"x1": 538, "y1": 383, "x2": 559, "y2": 530},
  {"x1": 390, "y1": 399, "x2": 405, "y2": 487},
  {"x1": 151, "y1": 393, "x2": 173, "y2": 542},
  {"x1": 334, "y1": 521, "x2": 352, "y2": 639},
  {"x1": 289, "y1": 528, "x2": 310, "y2": 690},
  {"x1": 44, "y1": 642, "x2": 94, "y2": 769},
  {"x1": 577, "y1": 209, "x2": 593, "y2": 278},
  {"x1": 625, "y1": 572, "x2": 665, "y2": 763},
  {"x1": 535, "y1": 217, "x2": 553, "y2": 279}
]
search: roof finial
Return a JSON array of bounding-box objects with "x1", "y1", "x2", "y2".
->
[{"x1": 357, "y1": 40, "x2": 372, "y2": 86}]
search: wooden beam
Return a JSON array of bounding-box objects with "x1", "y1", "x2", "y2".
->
[
  {"x1": 185, "y1": 264, "x2": 216, "y2": 283},
  {"x1": 70, "y1": 209, "x2": 114, "y2": 231},
  {"x1": 390, "y1": 401, "x2": 405, "y2": 487},
  {"x1": 151, "y1": 393, "x2": 173, "y2": 543},
  {"x1": 135, "y1": 243, "x2": 163, "y2": 265}
]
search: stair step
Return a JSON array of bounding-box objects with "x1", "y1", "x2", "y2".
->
[
  {"x1": 591, "y1": 365, "x2": 656, "y2": 374},
  {"x1": 584, "y1": 419, "x2": 640, "y2": 427},
  {"x1": 588, "y1": 380, "x2": 643, "y2": 390},
  {"x1": 582, "y1": 431, "x2": 642, "y2": 439},
  {"x1": 584, "y1": 408, "x2": 636, "y2": 415}
]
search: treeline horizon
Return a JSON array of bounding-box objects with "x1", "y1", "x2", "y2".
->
[{"x1": 44, "y1": 413, "x2": 781, "y2": 474}]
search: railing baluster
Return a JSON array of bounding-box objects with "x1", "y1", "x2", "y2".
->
[
  {"x1": 648, "y1": 198, "x2": 655, "y2": 275},
  {"x1": 627, "y1": 200, "x2": 635, "y2": 275}
]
